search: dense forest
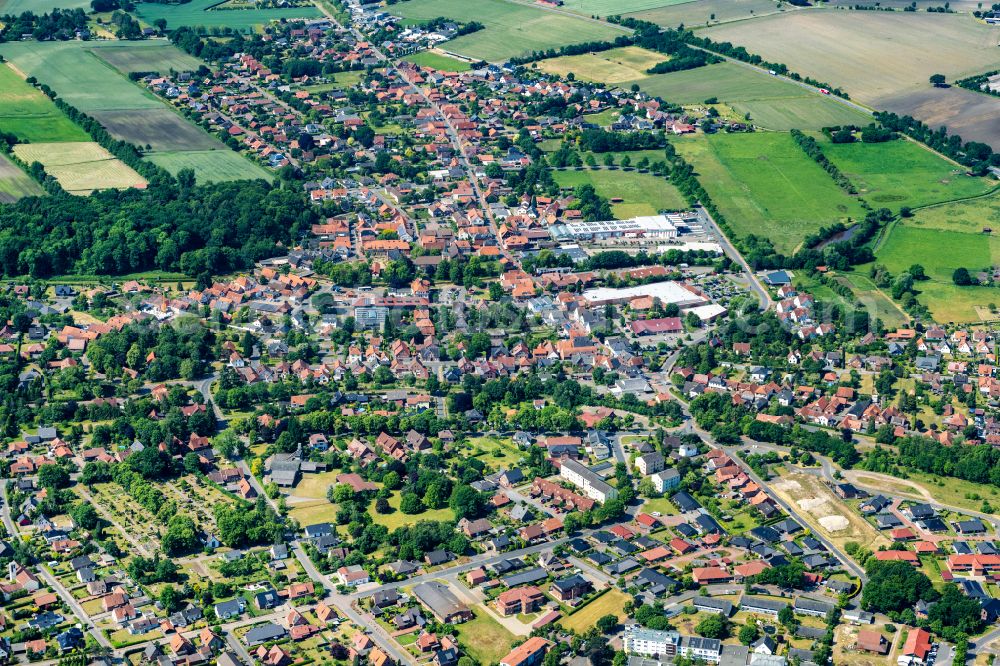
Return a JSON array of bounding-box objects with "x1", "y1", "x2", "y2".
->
[{"x1": 0, "y1": 178, "x2": 317, "y2": 278}]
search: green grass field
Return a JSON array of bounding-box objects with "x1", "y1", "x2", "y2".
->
[
  {"x1": 369, "y1": 492, "x2": 455, "y2": 530},
  {"x1": 820, "y1": 136, "x2": 994, "y2": 208},
  {"x1": 401, "y1": 51, "x2": 472, "y2": 72},
  {"x1": 629, "y1": 62, "x2": 870, "y2": 131},
  {"x1": 554, "y1": 169, "x2": 687, "y2": 218},
  {"x1": 390, "y1": 0, "x2": 622, "y2": 62},
  {"x1": 836, "y1": 271, "x2": 909, "y2": 329},
  {"x1": 0, "y1": 41, "x2": 172, "y2": 113},
  {"x1": 875, "y1": 204, "x2": 1000, "y2": 323},
  {"x1": 536, "y1": 46, "x2": 667, "y2": 84},
  {"x1": 561, "y1": 0, "x2": 689, "y2": 15},
  {"x1": 90, "y1": 42, "x2": 205, "y2": 74},
  {"x1": 560, "y1": 589, "x2": 630, "y2": 633},
  {"x1": 135, "y1": 0, "x2": 322, "y2": 30},
  {"x1": 146, "y1": 150, "x2": 273, "y2": 183},
  {"x1": 0, "y1": 41, "x2": 259, "y2": 179},
  {"x1": 0, "y1": 0, "x2": 89, "y2": 12},
  {"x1": 673, "y1": 132, "x2": 867, "y2": 253},
  {"x1": 0, "y1": 154, "x2": 44, "y2": 203},
  {"x1": 0, "y1": 64, "x2": 89, "y2": 143}
]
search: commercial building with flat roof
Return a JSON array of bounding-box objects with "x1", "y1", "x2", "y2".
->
[
  {"x1": 582, "y1": 281, "x2": 706, "y2": 308},
  {"x1": 550, "y1": 214, "x2": 692, "y2": 242}
]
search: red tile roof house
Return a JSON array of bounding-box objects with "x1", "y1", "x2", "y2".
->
[
  {"x1": 874, "y1": 550, "x2": 919, "y2": 566},
  {"x1": 691, "y1": 566, "x2": 732, "y2": 584},
  {"x1": 900, "y1": 628, "x2": 933, "y2": 665},
  {"x1": 856, "y1": 630, "x2": 888, "y2": 655}
]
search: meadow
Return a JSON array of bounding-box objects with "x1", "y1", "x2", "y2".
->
[
  {"x1": 401, "y1": 50, "x2": 472, "y2": 72},
  {"x1": 389, "y1": 0, "x2": 622, "y2": 62},
  {"x1": 0, "y1": 41, "x2": 165, "y2": 113},
  {"x1": 554, "y1": 168, "x2": 687, "y2": 218},
  {"x1": 0, "y1": 41, "x2": 266, "y2": 184},
  {"x1": 0, "y1": 155, "x2": 44, "y2": 204},
  {"x1": 369, "y1": 492, "x2": 455, "y2": 530},
  {"x1": 702, "y1": 9, "x2": 1000, "y2": 146},
  {"x1": 835, "y1": 271, "x2": 909, "y2": 329},
  {"x1": 536, "y1": 46, "x2": 666, "y2": 84},
  {"x1": 819, "y1": 135, "x2": 995, "y2": 208},
  {"x1": 0, "y1": 0, "x2": 89, "y2": 12},
  {"x1": 560, "y1": 0, "x2": 689, "y2": 16},
  {"x1": 672, "y1": 132, "x2": 867, "y2": 254},
  {"x1": 0, "y1": 64, "x2": 90, "y2": 144},
  {"x1": 629, "y1": 62, "x2": 870, "y2": 131},
  {"x1": 873, "y1": 193, "x2": 1000, "y2": 322},
  {"x1": 627, "y1": 0, "x2": 790, "y2": 28},
  {"x1": 135, "y1": 0, "x2": 322, "y2": 30},
  {"x1": 13, "y1": 142, "x2": 146, "y2": 195},
  {"x1": 559, "y1": 589, "x2": 630, "y2": 633}
]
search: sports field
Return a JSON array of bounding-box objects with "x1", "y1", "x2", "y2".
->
[
  {"x1": 536, "y1": 46, "x2": 666, "y2": 84},
  {"x1": 554, "y1": 169, "x2": 687, "y2": 218},
  {"x1": 0, "y1": 41, "x2": 263, "y2": 184},
  {"x1": 673, "y1": 132, "x2": 867, "y2": 254},
  {"x1": 0, "y1": 154, "x2": 44, "y2": 203},
  {"x1": 135, "y1": 0, "x2": 322, "y2": 30},
  {"x1": 627, "y1": 0, "x2": 788, "y2": 28},
  {"x1": 146, "y1": 150, "x2": 273, "y2": 183},
  {"x1": 0, "y1": 64, "x2": 89, "y2": 144},
  {"x1": 13, "y1": 142, "x2": 146, "y2": 195},
  {"x1": 819, "y1": 136, "x2": 995, "y2": 208},
  {"x1": 401, "y1": 50, "x2": 472, "y2": 72},
  {"x1": 874, "y1": 192, "x2": 1000, "y2": 322},
  {"x1": 702, "y1": 10, "x2": 1000, "y2": 145},
  {"x1": 389, "y1": 0, "x2": 622, "y2": 62},
  {"x1": 629, "y1": 62, "x2": 871, "y2": 131}
]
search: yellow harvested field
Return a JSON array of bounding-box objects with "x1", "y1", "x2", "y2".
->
[
  {"x1": 536, "y1": 46, "x2": 668, "y2": 83},
  {"x1": 13, "y1": 141, "x2": 145, "y2": 194},
  {"x1": 769, "y1": 472, "x2": 889, "y2": 558},
  {"x1": 703, "y1": 11, "x2": 1000, "y2": 103}
]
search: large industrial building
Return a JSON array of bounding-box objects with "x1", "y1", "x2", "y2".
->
[
  {"x1": 550, "y1": 213, "x2": 695, "y2": 242},
  {"x1": 581, "y1": 281, "x2": 707, "y2": 308}
]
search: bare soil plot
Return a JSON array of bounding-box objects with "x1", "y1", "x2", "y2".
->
[
  {"x1": 93, "y1": 108, "x2": 223, "y2": 152},
  {"x1": 824, "y1": 0, "x2": 983, "y2": 8},
  {"x1": 703, "y1": 11, "x2": 1000, "y2": 98},
  {"x1": 769, "y1": 472, "x2": 889, "y2": 558},
  {"x1": 879, "y1": 85, "x2": 1000, "y2": 151},
  {"x1": 13, "y1": 142, "x2": 146, "y2": 195},
  {"x1": 628, "y1": 0, "x2": 790, "y2": 28}
]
